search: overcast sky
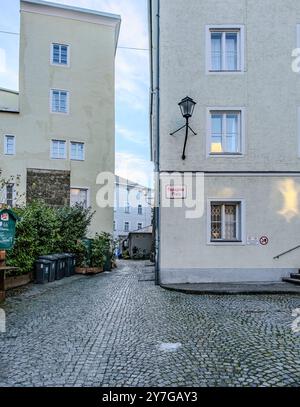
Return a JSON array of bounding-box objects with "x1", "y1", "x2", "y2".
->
[{"x1": 0, "y1": 0, "x2": 153, "y2": 187}]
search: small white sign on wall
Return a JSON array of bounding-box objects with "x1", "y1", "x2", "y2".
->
[
  {"x1": 165, "y1": 185, "x2": 187, "y2": 199},
  {"x1": 247, "y1": 236, "x2": 259, "y2": 246}
]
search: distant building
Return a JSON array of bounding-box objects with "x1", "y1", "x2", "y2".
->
[
  {"x1": 127, "y1": 225, "x2": 153, "y2": 259},
  {"x1": 114, "y1": 176, "x2": 153, "y2": 247},
  {"x1": 0, "y1": 0, "x2": 121, "y2": 235}
]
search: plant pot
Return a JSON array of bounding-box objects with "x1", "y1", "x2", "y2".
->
[
  {"x1": 5, "y1": 272, "x2": 33, "y2": 290},
  {"x1": 75, "y1": 267, "x2": 104, "y2": 275}
]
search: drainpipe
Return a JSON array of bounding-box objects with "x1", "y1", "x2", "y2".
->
[
  {"x1": 153, "y1": 0, "x2": 160, "y2": 285},
  {"x1": 148, "y1": 0, "x2": 160, "y2": 285}
]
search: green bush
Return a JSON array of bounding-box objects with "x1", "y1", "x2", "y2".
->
[
  {"x1": 56, "y1": 204, "x2": 94, "y2": 253},
  {"x1": 90, "y1": 232, "x2": 116, "y2": 268},
  {"x1": 5, "y1": 201, "x2": 95, "y2": 276}
]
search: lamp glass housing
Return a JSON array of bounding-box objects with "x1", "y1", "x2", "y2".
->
[{"x1": 179, "y1": 96, "x2": 196, "y2": 118}]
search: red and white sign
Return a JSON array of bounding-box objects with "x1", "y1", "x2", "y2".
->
[
  {"x1": 166, "y1": 185, "x2": 187, "y2": 199},
  {"x1": 0, "y1": 213, "x2": 9, "y2": 222},
  {"x1": 260, "y1": 236, "x2": 269, "y2": 246}
]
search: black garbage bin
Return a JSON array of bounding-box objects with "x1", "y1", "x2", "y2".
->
[
  {"x1": 70, "y1": 254, "x2": 76, "y2": 275},
  {"x1": 63, "y1": 254, "x2": 73, "y2": 277},
  {"x1": 53, "y1": 254, "x2": 67, "y2": 279},
  {"x1": 39, "y1": 255, "x2": 58, "y2": 282},
  {"x1": 35, "y1": 260, "x2": 51, "y2": 284}
]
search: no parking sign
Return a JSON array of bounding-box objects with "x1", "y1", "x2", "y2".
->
[{"x1": 260, "y1": 236, "x2": 269, "y2": 246}]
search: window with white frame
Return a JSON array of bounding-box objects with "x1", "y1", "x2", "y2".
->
[
  {"x1": 209, "y1": 110, "x2": 243, "y2": 155},
  {"x1": 113, "y1": 221, "x2": 116, "y2": 231},
  {"x1": 4, "y1": 135, "x2": 15, "y2": 155},
  {"x1": 51, "y1": 89, "x2": 69, "y2": 113},
  {"x1": 210, "y1": 201, "x2": 242, "y2": 242},
  {"x1": 125, "y1": 202, "x2": 130, "y2": 214},
  {"x1": 124, "y1": 222, "x2": 129, "y2": 232},
  {"x1": 51, "y1": 140, "x2": 66, "y2": 159},
  {"x1": 137, "y1": 223, "x2": 143, "y2": 230},
  {"x1": 70, "y1": 188, "x2": 88, "y2": 209},
  {"x1": 207, "y1": 26, "x2": 244, "y2": 72},
  {"x1": 5, "y1": 184, "x2": 14, "y2": 207},
  {"x1": 138, "y1": 204, "x2": 143, "y2": 215},
  {"x1": 70, "y1": 142, "x2": 84, "y2": 161},
  {"x1": 52, "y1": 43, "x2": 69, "y2": 65}
]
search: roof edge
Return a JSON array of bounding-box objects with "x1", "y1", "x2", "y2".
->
[
  {"x1": 0, "y1": 87, "x2": 19, "y2": 95},
  {"x1": 21, "y1": 0, "x2": 121, "y2": 51},
  {"x1": 21, "y1": 0, "x2": 121, "y2": 22}
]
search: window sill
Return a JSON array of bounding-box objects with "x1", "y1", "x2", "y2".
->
[
  {"x1": 50, "y1": 111, "x2": 69, "y2": 115},
  {"x1": 51, "y1": 62, "x2": 70, "y2": 68},
  {"x1": 207, "y1": 240, "x2": 245, "y2": 246},
  {"x1": 207, "y1": 70, "x2": 244, "y2": 75},
  {"x1": 208, "y1": 153, "x2": 244, "y2": 157}
]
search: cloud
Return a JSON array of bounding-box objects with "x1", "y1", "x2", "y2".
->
[
  {"x1": 53, "y1": 0, "x2": 148, "y2": 48},
  {"x1": 116, "y1": 125, "x2": 147, "y2": 145},
  {"x1": 0, "y1": 49, "x2": 6, "y2": 73},
  {"x1": 116, "y1": 152, "x2": 153, "y2": 187}
]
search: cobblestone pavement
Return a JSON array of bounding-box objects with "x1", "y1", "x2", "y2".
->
[{"x1": 0, "y1": 260, "x2": 300, "y2": 387}]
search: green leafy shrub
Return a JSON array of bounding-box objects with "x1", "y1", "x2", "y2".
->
[
  {"x1": 6, "y1": 201, "x2": 61, "y2": 275},
  {"x1": 90, "y1": 232, "x2": 116, "y2": 268},
  {"x1": 5, "y1": 201, "x2": 95, "y2": 276},
  {"x1": 56, "y1": 204, "x2": 94, "y2": 253}
]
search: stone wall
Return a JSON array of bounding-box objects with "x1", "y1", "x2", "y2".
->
[{"x1": 26, "y1": 169, "x2": 70, "y2": 207}]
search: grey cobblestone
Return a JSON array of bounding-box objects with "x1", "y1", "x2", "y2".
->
[{"x1": 0, "y1": 260, "x2": 300, "y2": 387}]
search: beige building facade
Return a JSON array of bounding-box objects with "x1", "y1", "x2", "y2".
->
[
  {"x1": 0, "y1": 0, "x2": 121, "y2": 235},
  {"x1": 149, "y1": 0, "x2": 300, "y2": 283}
]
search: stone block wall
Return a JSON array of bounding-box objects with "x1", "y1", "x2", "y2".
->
[{"x1": 26, "y1": 169, "x2": 70, "y2": 207}]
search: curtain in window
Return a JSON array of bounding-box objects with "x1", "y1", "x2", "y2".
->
[
  {"x1": 211, "y1": 205, "x2": 222, "y2": 239},
  {"x1": 226, "y1": 114, "x2": 239, "y2": 153},
  {"x1": 211, "y1": 33, "x2": 222, "y2": 71},
  {"x1": 211, "y1": 114, "x2": 223, "y2": 153},
  {"x1": 224, "y1": 205, "x2": 237, "y2": 240},
  {"x1": 226, "y1": 33, "x2": 238, "y2": 70}
]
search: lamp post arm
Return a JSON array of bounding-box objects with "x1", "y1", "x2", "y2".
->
[
  {"x1": 188, "y1": 126, "x2": 197, "y2": 136},
  {"x1": 182, "y1": 117, "x2": 189, "y2": 160},
  {"x1": 170, "y1": 124, "x2": 186, "y2": 136}
]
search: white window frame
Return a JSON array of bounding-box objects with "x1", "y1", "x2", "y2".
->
[
  {"x1": 51, "y1": 43, "x2": 70, "y2": 67},
  {"x1": 138, "y1": 204, "x2": 143, "y2": 215},
  {"x1": 137, "y1": 222, "x2": 143, "y2": 230},
  {"x1": 50, "y1": 89, "x2": 69, "y2": 114},
  {"x1": 124, "y1": 221, "x2": 130, "y2": 232},
  {"x1": 207, "y1": 198, "x2": 246, "y2": 245},
  {"x1": 206, "y1": 25, "x2": 245, "y2": 74},
  {"x1": 113, "y1": 221, "x2": 117, "y2": 231},
  {"x1": 50, "y1": 139, "x2": 67, "y2": 160},
  {"x1": 2, "y1": 183, "x2": 15, "y2": 207},
  {"x1": 206, "y1": 107, "x2": 246, "y2": 157},
  {"x1": 70, "y1": 187, "x2": 90, "y2": 209},
  {"x1": 70, "y1": 141, "x2": 85, "y2": 161},
  {"x1": 124, "y1": 202, "x2": 130, "y2": 214},
  {"x1": 4, "y1": 135, "x2": 16, "y2": 155}
]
